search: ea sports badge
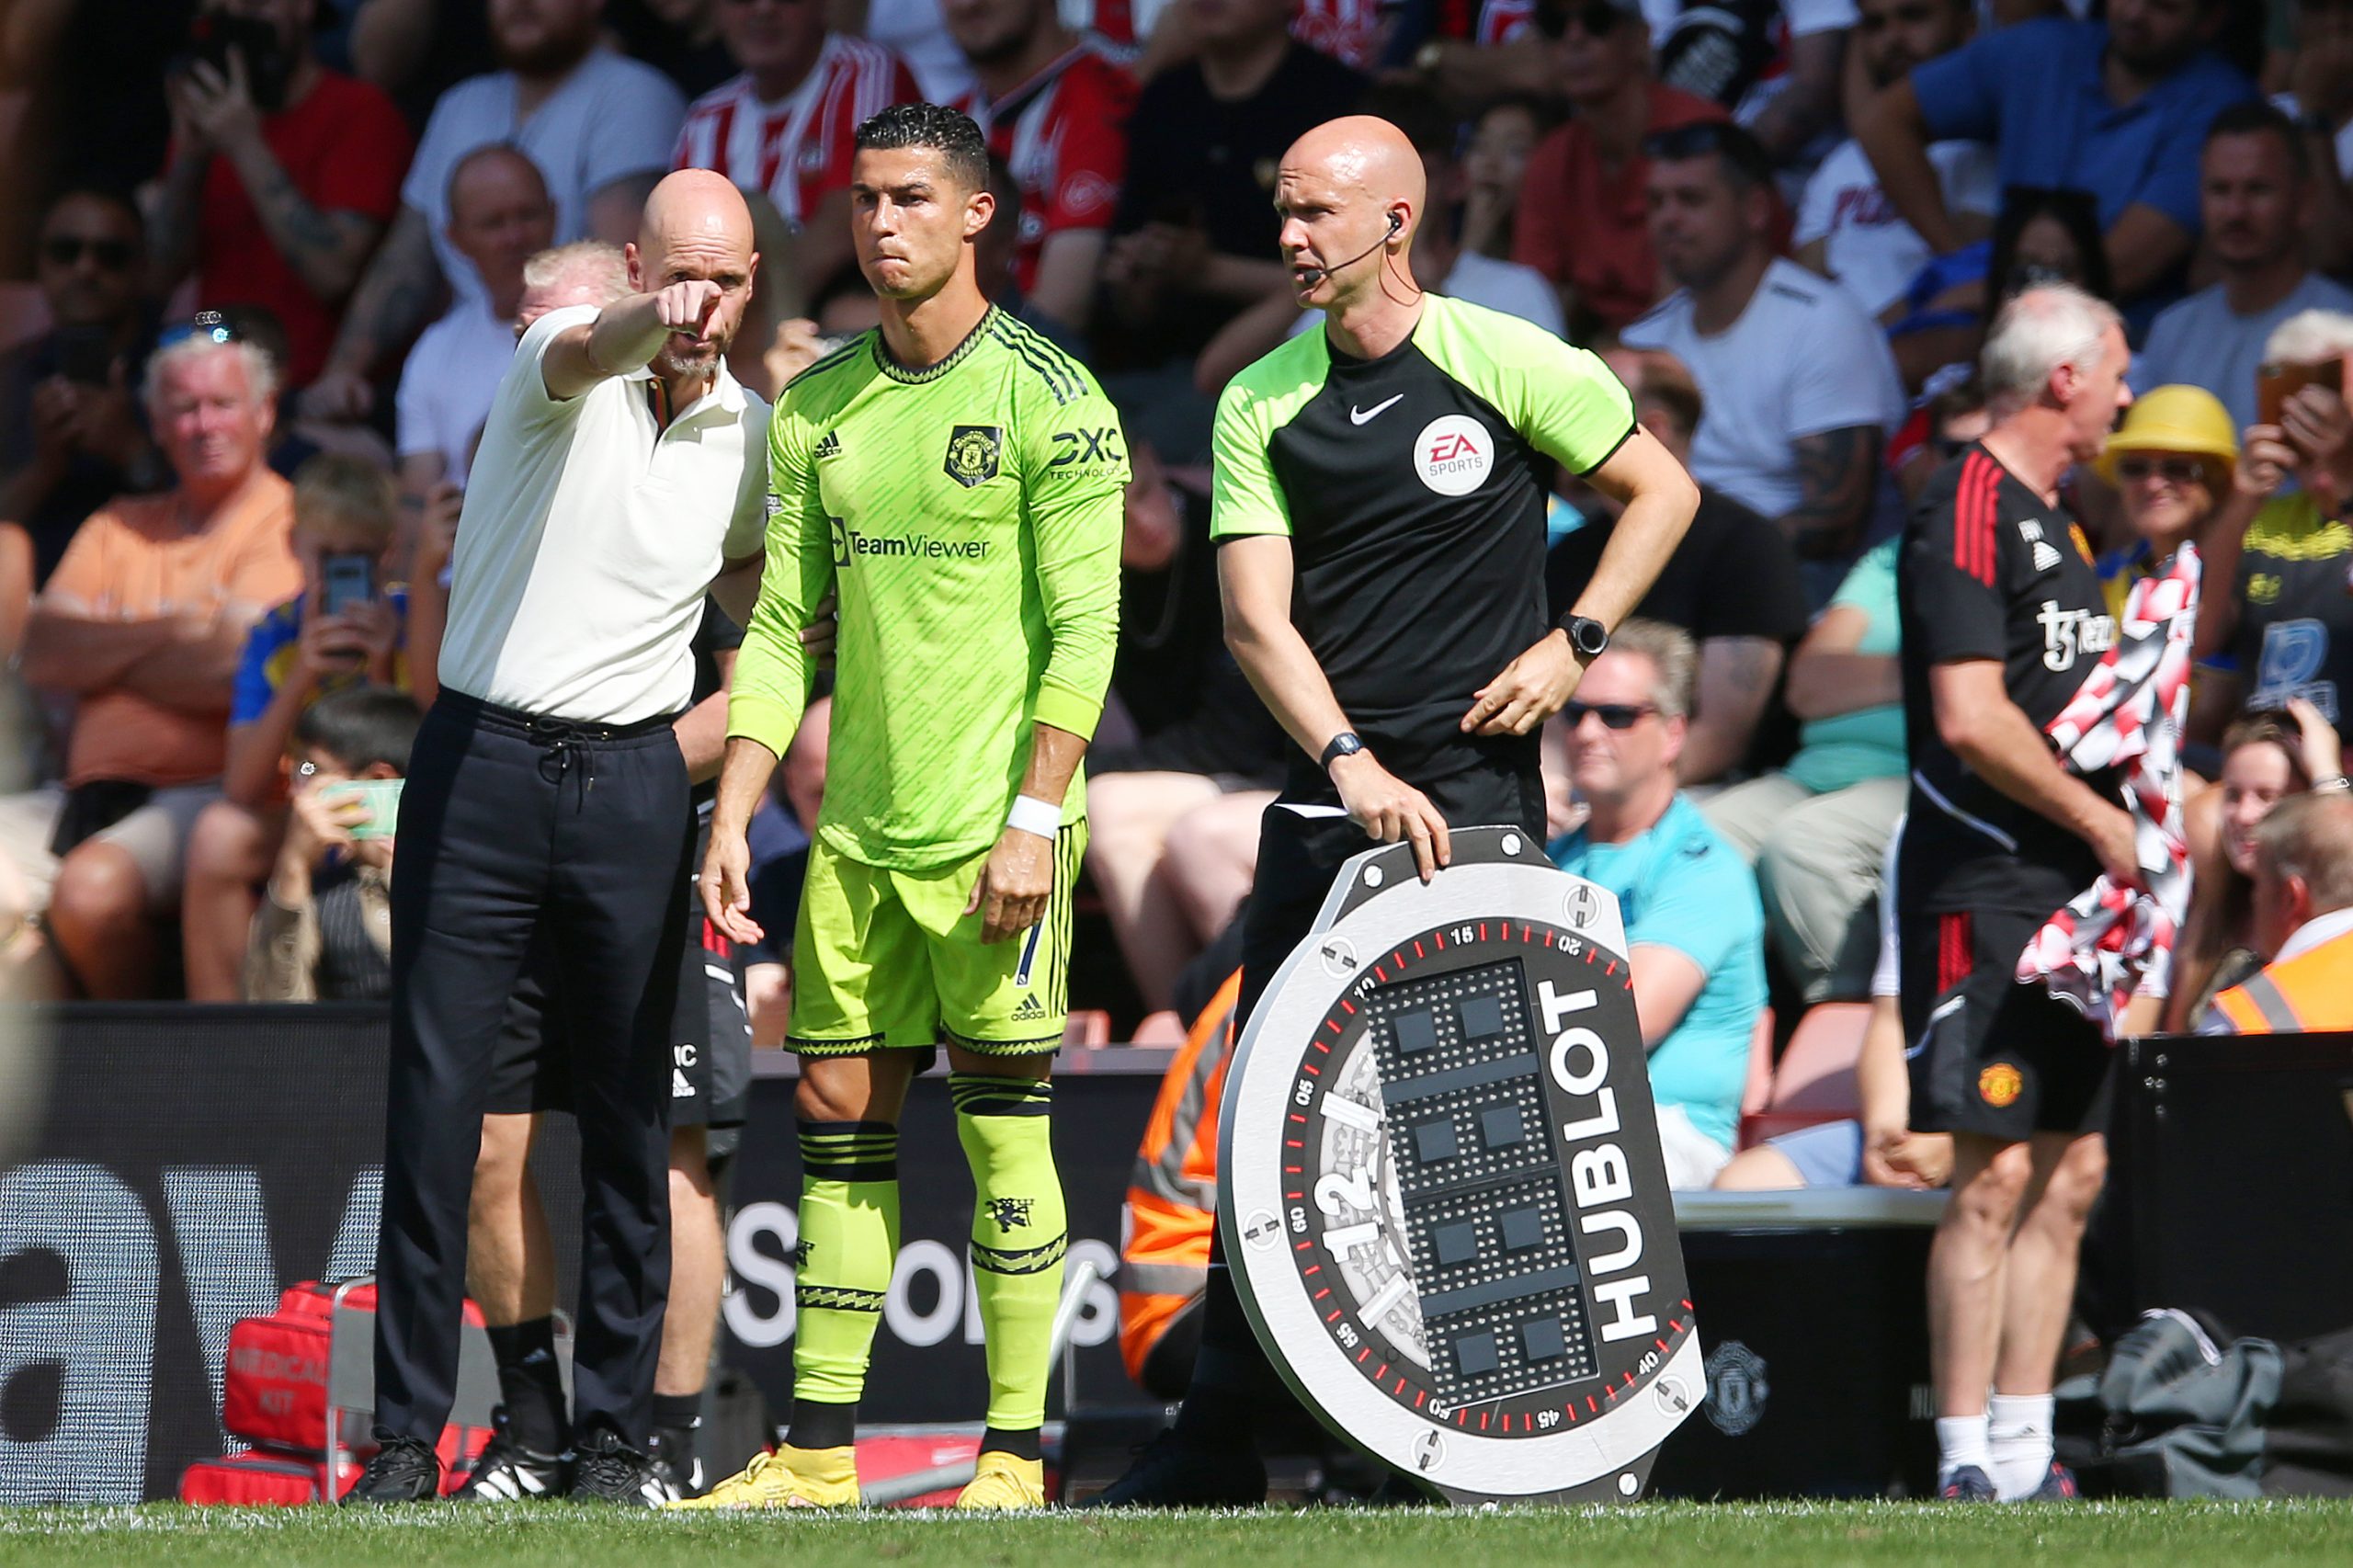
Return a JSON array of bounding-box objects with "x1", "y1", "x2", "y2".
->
[{"x1": 1219, "y1": 826, "x2": 1700, "y2": 1504}]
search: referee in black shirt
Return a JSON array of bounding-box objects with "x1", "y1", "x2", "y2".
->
[{"x1": 1096, "y1": 115, "x2": 1698, "y2": 1507}]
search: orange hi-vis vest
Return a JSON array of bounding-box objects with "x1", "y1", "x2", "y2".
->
[
  {"x1": 1117, "y1": 970, "x2": 1242, "y2": 1385},
  {"x1": 2210, "y1": 925, "x2": 2353, "y2": 1034}
]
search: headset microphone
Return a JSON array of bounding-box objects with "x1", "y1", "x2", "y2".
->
[{"x1": 1297, "y1": 210, "x2": 1403, "y2": 286}]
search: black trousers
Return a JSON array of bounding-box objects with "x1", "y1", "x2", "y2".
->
[{"x1": 374, "y1": 689, "x2": 692, "y2": 1447}]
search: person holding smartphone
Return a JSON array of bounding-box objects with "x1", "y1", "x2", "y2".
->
[
  {"x1": 243, "y1": 684, "x2": 418, "y2": 1001},
  {"x1": 2192, "y1": 309, "x2": 2353, "y2": 750},
  {"x1": 179, "y1": 452, "x2": 409, "y2": 1002}
]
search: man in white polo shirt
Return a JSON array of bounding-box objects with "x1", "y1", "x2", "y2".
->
[{"x1": 349, "y1": 169, "x2": 769, "y2": 1507}]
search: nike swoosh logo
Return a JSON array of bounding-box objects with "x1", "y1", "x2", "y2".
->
[{"x1": 1350, "y1": 395, "x2": 1404, "y2": 425}]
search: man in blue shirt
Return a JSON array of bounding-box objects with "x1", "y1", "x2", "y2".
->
[
  {"x1": 1856, "y1": 0, "x2": 2254, "y2": 320},
  {"x1": 1549, "y1": 619, "x2": 1765, "y2": 1187}
]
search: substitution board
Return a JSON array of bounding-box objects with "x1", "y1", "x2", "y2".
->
[{"x1": 1219, "y1": 825, "x2": 1700, "y2": 1504}]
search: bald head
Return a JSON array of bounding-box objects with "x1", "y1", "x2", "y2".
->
[
  {"x1": 631, "y1": 169, "x2": 761, "y2": 379},
  {"x1": 640, "y1": 168, "x2": 756, "y2": 261},
  {"x1": 1275, "y1": 116, "x2": 1428, "y2": 313},
  {"x1": 449, "y1": 144, "x2": 549, "y2": 222},
  {"x1": 1282, "y1": 116, "x2": 1428, "y2": 240}
]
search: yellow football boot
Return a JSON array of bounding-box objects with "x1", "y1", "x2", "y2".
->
[
  {"x1": 665, "y1": 1443, "x2": 860, "y2": 1509},
  {"x1": 953, "y1": 1450, "x2": 1046, "y2": 1511}
]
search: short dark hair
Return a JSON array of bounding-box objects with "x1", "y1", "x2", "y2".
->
[
  {"x1": 2204, "y1": 98, "x2": 2311, "y2": 183},
  {"x1": 295, "y1": 686, "x2": 422, "y2": 776},
  {"x1": 854, "y1": 103, "x2": 990, "y2": 193},
  {"x1": 1642, "y1": 120, "x2": 1777, "y2": 196}
]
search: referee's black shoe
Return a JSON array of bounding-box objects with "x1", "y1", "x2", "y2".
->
[
  {"x1": 342, "y1": 1434, "x2": 440, "y2": 1504},
  {"x1": 571, "y1": 1430, "x2": 675, "y2": 1506},
  {"x1": 1080, "y1": 1428, "x2": 1266, "y2": 1509},
  {"x1": 452, "y1": 1426, "x2": 568, "y2": 1501}
]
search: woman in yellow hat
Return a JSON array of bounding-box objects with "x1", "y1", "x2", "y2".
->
[{"x1": 2092, "y1": 384, "x2": 2240, "y2": 621}]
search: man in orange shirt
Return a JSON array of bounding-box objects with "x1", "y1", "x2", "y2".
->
[
  {"x1": 0, "y1": 325, "x2": 301, "y2": 998},
  {"x1": 2206, "y1": 790, "x2": 2353, "y2": 1034},
  {"x1": 1511, "y1": 0, "x2": 1727, "y2": 338}
]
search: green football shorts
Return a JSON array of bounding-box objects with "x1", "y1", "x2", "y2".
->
[{"x1": 787, "y1": 822, "x2": 1086, "y2": 1056}]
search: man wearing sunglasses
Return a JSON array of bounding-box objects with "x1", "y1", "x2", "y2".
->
[
  {"x1": 0, "y1": 189, "x2": 166, "y2": 596},
  {"x1": 1093, "y1": 112, "x2": 1696, "y2": 1508},
  {"x1": 1547, "y1": 619, "x2": 1764, "y2": 1189}
]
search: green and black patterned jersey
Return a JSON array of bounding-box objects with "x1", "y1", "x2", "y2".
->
[
  {"x1": 729, "y1": 307, "x2": 1126, "y2": 869},
  {"x1": 1212, "y1": 292, "x2": 1635, "y2": 805}
]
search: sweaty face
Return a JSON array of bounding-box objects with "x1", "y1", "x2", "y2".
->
[
  {"x1": 1646, "y1": 155, "x2": 1753, "y2": 292},
  {"x1": 716, "y1": 0, "x2": 827, "y2": 80},
  {"x1": 489, "y1": 0, "x2": 600, "y2": 74},
  {"x1": 154, "y1": 350, "x2": 272, "y2": 492},
  {"x1": 1855, "y1": 0, "x2": 1968, "y2": 86},
  {"x1": 2202, "y1": 132, "x2": 2303, "y2": 271},
  {"x1": 1564, "y1": 650, "x2": 1677, "y2": 804},
  {"x1": 37, "y1": 194, "x2": 143, "y2": 330},
  {"x1": 851, "y1": 146, "x2": 987, "y2": 304},
  {"x1": 2222, "y1": 741, "x2": 2297, "y2": 879},
  {"x1": 1275, "y1": 164, "x2": 1379, "y2": 309},
  {"x1": 634, "y1": 227, "x2": 758, "y2": 378}
]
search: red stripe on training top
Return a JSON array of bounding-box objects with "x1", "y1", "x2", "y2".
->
[{"x1": 1955, "y1": 451, "x2": 1998, "y2": 586}]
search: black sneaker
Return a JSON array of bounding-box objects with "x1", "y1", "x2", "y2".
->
[
  {"x1": 1078, "y1": 1428, "x2": 1267, "y2": 1509},
  {"x1": 453, "y1": 1428, "x2": 569, "y2": 1501},
  {"x1": 1937, "y1": 1464, "x2": 1998, "y2": 1502},
  {"x1": 342, "y1": 1434, "x2": 440, "y2": 1505},
  {"x1": 571, "y1": 1430, "x2": 674, "y2": 1506},
  {"x1": 649, "y1": 1426, "x2": 705, "y2": 1501}
]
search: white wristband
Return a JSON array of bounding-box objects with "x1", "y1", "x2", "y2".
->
[{"x1": 1006, "y1": 794, "x2": 1062, "y2": 838}]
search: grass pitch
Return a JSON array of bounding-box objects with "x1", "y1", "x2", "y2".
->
[{"x1": 5, "y1": 1500, "x2": 2352, "y2": 1568}]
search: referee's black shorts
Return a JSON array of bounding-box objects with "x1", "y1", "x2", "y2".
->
[
  {"x1": 1235, "y1": 764, "x2": 1546, "y2": 1031},
  {"x1": 1900, "y1": 904, "x2": 2112, "y2": 1142}
]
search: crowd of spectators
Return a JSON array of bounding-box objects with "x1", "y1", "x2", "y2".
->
[{"x1": 2, "y1": 0, "x2": 2353, "y2": 1191}]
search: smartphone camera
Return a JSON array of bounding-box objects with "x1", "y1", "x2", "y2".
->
[{"x1": 321, "y1": 552, "x2": 376, "y2": 619}]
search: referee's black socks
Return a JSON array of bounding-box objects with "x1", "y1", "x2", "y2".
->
[{"x1": 485, "y1": 1316, "x2": 569, "y2": 1456}]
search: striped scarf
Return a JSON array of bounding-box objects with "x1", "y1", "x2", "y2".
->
[{"x1": 2014, "y1": 542, "x2": 2200, "y2": 1039}]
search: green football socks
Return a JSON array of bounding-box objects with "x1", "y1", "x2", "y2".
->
[
  {"x1": 790, "y1": 1119, "x2": 900, "y2": 1446},
  {"x1": 949, "y1": 1074, "x2": 1067, "y2": 1444}
]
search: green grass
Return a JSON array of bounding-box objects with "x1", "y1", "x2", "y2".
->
[{"x1": 4, "y1": 1501, "x2": 2352, "y2": 1568}]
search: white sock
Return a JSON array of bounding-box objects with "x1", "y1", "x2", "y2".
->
[
  {"x1": 1936, "y1": 1414, "x2": 1992, "y2": 1483},
  {"x1": 1988, "y1": 1392, "x2": 2055, "y2": 1500}
]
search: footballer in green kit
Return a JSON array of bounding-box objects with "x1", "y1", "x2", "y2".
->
[{"x1": 684, "y1": 103, "x2": 1124, "y2": 1513}]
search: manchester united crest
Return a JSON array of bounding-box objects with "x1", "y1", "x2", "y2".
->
[{"x1": 944, "y1": 425, "x2": 1002, "y2": 488}]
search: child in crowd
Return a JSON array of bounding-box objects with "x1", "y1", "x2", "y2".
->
[{"x1": 180, "y1": 454, "x2": 412, "y2": 1000}]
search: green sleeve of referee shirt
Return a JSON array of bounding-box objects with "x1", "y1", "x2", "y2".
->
[
  {"x1": 1208, "y1": 333, "x2": 1325, "y2": 540},
  {"x1": 726, "y1": 395, "x2": 837, "y2": 758},
  {"x1": 1016, "y1": 369, "x2": 1127, "y2": 742},
  {"x1": 1422, "y1": 303, "x2": 1637, "y2": 476}
]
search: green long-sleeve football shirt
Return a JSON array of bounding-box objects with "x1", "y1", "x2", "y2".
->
[{"x1": 729, "y1": 308, "x2": 1127, "y2": 869}]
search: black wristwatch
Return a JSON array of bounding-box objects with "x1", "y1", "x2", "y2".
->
[
  {"x1": 1559, "y1": 614, "x2": 1610, "y2": 659},
  {"x1": 1320, "y1": 731, "x2": 1366, "y2": 771}
]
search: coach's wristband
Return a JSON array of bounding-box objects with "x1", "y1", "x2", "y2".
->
[{"x1": 1007, "y1": 794, "x2": 1062, "y2": 838}]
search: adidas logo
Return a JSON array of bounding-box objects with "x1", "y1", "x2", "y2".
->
[
  {"x1": 1012, "y1": 994, "x2": 1046, "y2": 1021},
  {"x1": 813, "y1": 430, "x2": 842, "y2": 460},
  {"x1": 2031, "y1": 542, "x2": 2063, "y2": 573}
]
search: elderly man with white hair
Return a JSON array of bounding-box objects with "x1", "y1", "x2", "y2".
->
[
  {"x1": 2194, "y1": 307, "x2": 2353, "y2": 746},
  {"x1": 0, "y1": 323, "x2": 301, "y2": 999},
  {"x1": 1897, "y1": 282, "x2": 2135, "y2": 1505}
]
